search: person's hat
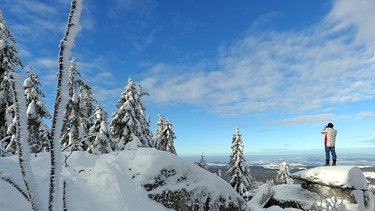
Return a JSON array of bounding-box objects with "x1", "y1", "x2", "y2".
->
[{"x1": 327, "y1": 123, "x2": 334, "y2": 128}]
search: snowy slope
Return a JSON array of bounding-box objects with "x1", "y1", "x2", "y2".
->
[{"x1": 0, "y1": 148, "x2": 247, "y2": 211}]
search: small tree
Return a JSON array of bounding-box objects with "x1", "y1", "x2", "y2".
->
[
  {"x1": 226, "y1": 127, "x2": 255, "y2": 198},
  {"x1": 23, "y1": 67, "x2": 51, "y2": 155},
  {"x1": 152, "y1": 114, "x2": 165, "y2": 148},
  {"x1": 154, "y1": 117, "x2": 177, "y2": 155},
  {"x1": 195, "y1": 152, "x2": 208, "y2": 170},
  {"x1": 216, "y1": 168, "x2": 222, "y2": 177},
  {"x1": 87, "y1": 105, "x2": 113, "y2": 155},
  {"x1": 276, "y1": 162, "x2": 293, "y2": 185}
]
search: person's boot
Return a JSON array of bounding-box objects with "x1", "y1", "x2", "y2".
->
[
  {"x1": 324, "y1": 159, "x2": 330, "y2": 166},
  {"x1": 332, "y1": 160, "x2": 336, "y2": 166}
]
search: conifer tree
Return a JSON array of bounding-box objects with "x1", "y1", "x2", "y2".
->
[
  {"x1": 0, "y1": 11, "x2": 43, "y2": 210},
  {"x1": 152, "y1": 114, "x2": 165, "y2": 148},
  {"x1": 195, "y1": 152, "x2": 208, "y2": 170},
  {"x1": 154, "y1": 116, "x2": 177, "y2": 155},
  {"x1": 110, "y1": 77, "x2": 152, "y2": 150},
  {"x1": 23, "y1": 67, "x2": 51, "y2": 154},
  {"x1": 276, "y1": 162, "x2": 293, "y2": 185},
  {"x1": 216, "y1": 168, "x2": 222, "y2": 178},
  {"x1": 87, "y1": 104, "x2": 113, "y2": 155},
  {"x1": 0, "y1": 11, "x2": 23, "y2": 156},
  {"x1": 136, "y1": 84, "x2": 153, "y2": 145},
  {"x1": 226, "y1": 127, "x2": 255, "y2": 197},
  {"x1": 60, "y1": 58, "x2": 94, "y2": 151}
]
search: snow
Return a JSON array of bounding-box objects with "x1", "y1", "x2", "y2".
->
[
  {"x1": 248, "y1": 184, "x2": 274, "y2": 210},
  {"x1": 290, "y1": 166, "x2": 368, "y2": 190},
  {"x1": 364, "y1": 171, "x2": 375, "y2": 179},
  {"x1": 0, "y1": 148, "x2": 245, "y2": 211}
]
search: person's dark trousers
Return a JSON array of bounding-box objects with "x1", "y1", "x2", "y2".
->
[{"x1": 325, "y1": 146, "x2": 337, "y2": 166}]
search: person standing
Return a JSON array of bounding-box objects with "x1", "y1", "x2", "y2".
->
[{"x1": 321, "y1": 123, "x2": 337, "y2": 166}]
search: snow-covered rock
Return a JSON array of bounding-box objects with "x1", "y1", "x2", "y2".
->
[
  {"x1": 288, "y1": 166, "x2": 372, "y2": 210},
  {"x1": 247, "y1": 166, "x2": 375, "y2": 211},
  {"x1": 0, "y1": 149, "x2": 249, "y2": 211},
  {"x1": 290, "y1": 166, "x2": 368, "y2": 190},
  {"x1": 248, "y1": 184, "x2": 274, "y2": 210}
]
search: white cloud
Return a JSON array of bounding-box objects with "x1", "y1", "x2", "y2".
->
[
  {"x1": 267, "y1": 114, "x2": 335, "y2": 126},
  {"x1": 357, "y1": 112, "x2": 374, "y2": 119},
  {"x1": 140, "y1": 1, "x2": 375, "y2": 116},
  {"x1": 2, "y1": 0, "x2": 67, "y2": 40},
  {"x1": 324, "y1": 0, "x2": 375, "y2": 48}
]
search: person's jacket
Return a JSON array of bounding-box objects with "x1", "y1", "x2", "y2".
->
[{"x1": 321, "y1": 127, "x2": 337, "y2": 147}]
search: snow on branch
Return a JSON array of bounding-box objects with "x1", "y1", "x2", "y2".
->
[
  {"x1": 9, "y1": 72, "x2": 42, "y2": 211},
  {"x1": 48, "y1": 0, "x2": 82, "y2": 210}
]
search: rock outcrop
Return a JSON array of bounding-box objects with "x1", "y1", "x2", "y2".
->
[{"x1": 248, "y1": 166, "x2": 375, "y2": 210}]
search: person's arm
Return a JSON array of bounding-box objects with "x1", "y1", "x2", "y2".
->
[{"x1": 321, "y1": 125, "x2": 328, "y2": 134}]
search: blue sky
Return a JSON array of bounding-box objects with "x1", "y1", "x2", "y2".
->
[{"x1": 1, "y1": 0, "x2": 375, "y2": 156}]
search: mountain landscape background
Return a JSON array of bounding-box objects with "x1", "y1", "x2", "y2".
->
[{"x1": 189, "y1": 153, "x2": 375, "y2": 185}]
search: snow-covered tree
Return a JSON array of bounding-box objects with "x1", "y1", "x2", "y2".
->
[
  {"x1": 110, "y1": 77, "x2": 152, "y2": 150},
  {"x1": 136, "y1": 84, "x2": 153, "y2": 145},
  {"x1": 195, "y1": 152, "x2": 208, "y2": 170},
  {"x1": 87, "y1": 104, "x2": 113, "y2": 155},
  {"x1": 60, "y1": 58, "x2": 94, "y2": 151},
  {"x1": 276, "y1": 161, "x2": 293, "y2": 185},
  {"x1": 0, "y1": 11, "x2": 23, "y2": 156},
  {"x1": 216, "y1": 168, "x2": 222, "y2": 177},
  {"x1": 154, "y1": 117, "x2": 177, "y2": 155},
  {"x1": 152, "y1": 114, "x2": 165, "y2": 148},
  {"x1": 226, "y1": 127, "x2": 255, "y2": 198},
  {"x1": 0, "y1": 10, "x2": 45, "y2": 210},
  {"x1": 23, "y1": 67, "x2": 51, "y2": 155}
]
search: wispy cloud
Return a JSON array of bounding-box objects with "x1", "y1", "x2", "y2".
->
[
  {"x1": 1, "y1": 0, "x2": 67, "y2": 40},
  {"x1": 107, "y1": 0, "x2": 158, "y2": 52},
  {"x1": 357, "y1": 112, "x2": 374, "y2": 119},
  {"x1": 267, "y1": 114, "x2": 335, "y2": 126},
  {"x1": 140, "y1": 0, "x2": 375, "y2": 116}
]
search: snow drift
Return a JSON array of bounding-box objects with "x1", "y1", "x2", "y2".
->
[{"x1": 0, "y1": 148, "x2": 248, "y2": 211}]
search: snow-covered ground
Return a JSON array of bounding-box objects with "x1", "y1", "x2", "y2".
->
[
  {"x1": 364, "y1": 171, "x2": 375, "y2": 179},
  {"x1": 0, "y1": 149, "x2": 247, "y2": 211}
]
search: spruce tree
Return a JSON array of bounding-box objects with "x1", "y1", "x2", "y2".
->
[
  {"x1": 195, "y1": 152, "x2": 208, "y2": 170},
  {"x1": 136, "y1": 84, "x2": 153, "y2": 145},
  {"x1": 153, "y1": 114, "x2": 165, "y2": 148},
  {"x1": 154, "y1": 118, "x2": 177, "y2": 155},
  {"x1": 23, "y1": 67, "x2": 51, "y2": 154},
  {"x1": 0, "y1": 11, "x2": 23, "y2": 156},
  {"x1": 110, "y1": 77, "x2": 152, "y2": 150},
  {"x1": 60, "y1": 58, "x2": 94, "y2": 151},
  {"x1": 276, "y1": 162, "x2": 293, "y2": 185},
  {"x1": 87, "y1": 104, "x2": 113, "y2": 155},
  {"x1": 226, "y1": 127, "x2": 255, "y2": 198}
]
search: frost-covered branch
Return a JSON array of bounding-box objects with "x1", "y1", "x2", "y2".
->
[
  {"x1": 0, "y1": 172, "x2": 29, "y2": 201},
  {"x1": 61, "y1": 133, "x2": 96, "y2": 152},
  {"x1": 48, "y1": 0, "x2": 82, "y2": 210},
  {"x1": 9, "y1": 72, "x2": 42, "y2": 211}
]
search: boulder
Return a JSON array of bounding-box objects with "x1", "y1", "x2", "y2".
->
[
  {"x1": 290, "y1": 166, "x2": 368, "y2": 190},
  {"x1": 247, "y1": 184, "x2": 274, "y2": 210},
  {"x1": 290, "y1": 166, "x2": 370, "y2": 210}
]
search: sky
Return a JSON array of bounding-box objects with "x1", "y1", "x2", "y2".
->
[{"x1": 1, "y1": 0, "x2": 375, "y2": 156}]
